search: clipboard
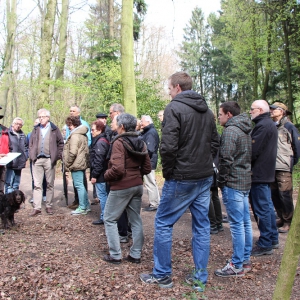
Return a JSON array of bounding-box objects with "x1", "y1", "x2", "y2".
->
[{"x1": 0, "y1": 153, "x2": 21, "y2": 166}]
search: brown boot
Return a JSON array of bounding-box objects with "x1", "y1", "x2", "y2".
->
[
  {"x1": 276, "y1": 219, "x2": 284, "y2": 228},
  {"x1": 68, "y1": 202, "x2": 79, "y2": 209},
  {"x1": 278, "y1": 223, "x2": 290, "y2": 233}
]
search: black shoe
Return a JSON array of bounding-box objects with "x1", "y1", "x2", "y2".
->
[
  {"x1": 92, "y1": 219, "x2": 104, "y2": 225},
  {"x1": 251, "y1": 245, "x2": 273, "y2": 256},
  {"x1": 255, "y1": 240, "x2": 279, "y2": 249},
  {"x1": 103, "y1": 254, "x2": 121, "y2": 264},
  {"x1": 143, "y1": 206, "x2": 157, "y2": 212},
  {"x1": 210, "y1": 226, "x2": 218, "y2": 234},
  {"x1": 217, "y1": 224, "x2": 224, "y2": 232},
  {"x1": 222, "y1": 216, "x2": 229, "y2": 223},
  {"x1": 124, "y1": 254, "x2": 141, "y2": 264}
]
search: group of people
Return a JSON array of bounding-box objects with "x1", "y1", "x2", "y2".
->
[{"x1": 0, "y1": 70, "x2": 299, "y2": 292}]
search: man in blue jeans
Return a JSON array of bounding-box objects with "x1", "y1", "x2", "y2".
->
[
  {"x1": 140, "y1": 72, "x2": 219, "y2": 291},
  {"x1": 214, "y1": 101, "x2": 252, "y2": 277},
  {"x1": 249, "y1": 100, "x2": 279, "y2": 256}
]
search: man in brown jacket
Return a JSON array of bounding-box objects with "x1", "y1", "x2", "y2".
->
[{"x1": 29, "y1": 108, "x2": 64, "y2": 216}]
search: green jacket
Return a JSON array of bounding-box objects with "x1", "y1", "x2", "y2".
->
[{"x1": 63, "y1": 125, "x2": 89, "y2": 172}]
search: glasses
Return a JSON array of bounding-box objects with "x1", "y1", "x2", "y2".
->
[
  {"x1": 14, "y1": 123, "x2": 23, "y2": 126},
  {"x1": 39, "y1": 116, "x2": 48, "y2": 119},
  {"x1": 250, "y1": 107, "x2": 260, "y2": 111}
]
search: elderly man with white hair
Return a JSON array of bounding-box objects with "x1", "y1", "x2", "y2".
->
[
  {"x1": 140, "y1": 115, "x2": 160, "y2": 211},
  {"x1": 249, "y1": 99, "x2": 279, "y2": 256},
  {"x1": 5, "y1": 117, "x2": 28, "y2": 193}
]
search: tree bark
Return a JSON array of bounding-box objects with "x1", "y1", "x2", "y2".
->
[
  {"x1": 273, "y1": 186, "x2": 300, "y2": 299},
  {"x1": 121, "y1": 0, "x2": 137, "y2": 115},
  {"x1": 108, "y1": 0, "x2": 114, "y2": 39},
  {"x1": 38, "y1": 0, "x2": 57, "y2": 106}
]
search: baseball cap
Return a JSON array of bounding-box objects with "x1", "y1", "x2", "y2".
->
[
  {"x1": 96, "y1": 113, "x2": 108, "y2": 118},
  {"x1": 269, "y1": 102, "x2": 292, "y2": 115}
]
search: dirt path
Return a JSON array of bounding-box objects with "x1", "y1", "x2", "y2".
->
[{"x1": 0, "y1": 166, "x2": 299, "y2": 299}]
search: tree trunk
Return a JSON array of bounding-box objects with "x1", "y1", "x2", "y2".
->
[
  {"x1": 273, "y1": 185, "x2": 300, "y2": 299},
  {"x1": 54, "y1": 0, "x2": 69, "y2": 102},
  {"x1": 38, "y1": 0, "x2": 57, "y2": 106},
  {"x1": 108, "y1": 0, "x2": 114, "y2": 39},
  {"x1": 0, "y1": 0, "x2": 17, "y2": 121},
  {"x1": 121, "y1": 0, "x2": 137, "y2": 116}
]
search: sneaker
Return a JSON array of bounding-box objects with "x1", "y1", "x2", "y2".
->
[
  {"x1": 251, "y1": 245, "x2": 273, "y2": 256},
  {"x1": 42, "y1": 196, "x2": 46, "y2": 202},
  {"x1": 185, "y1": 273, "x2": 205, "y2": 292},
  {"x1": 71, "y1": 207, "x2": 87, "y2": 215},
  {"x1": 119, "y1": 235, "x2": 129, "y2": 243},
  {"x1": 214, "y1": 261, "x2": 244, "y2": 277},
  {"x1": 29, "y1": 198, "x2": 34, "y2": 203},
  {"x1": 140, "y1": 273, "x2": 173, "y2": 288},
  {"x1": 222, "y1": 216, "x2": 229, "y2": 223},
  {"x1": 217, "y1": 224, "x2": 224, "y2": 232},
  {"x1": 210, "y1": 226, "x2": 218, "y2": 234},
  {"x1": 143, "y1": 206, "x2": 157, "y2": 212},
  {"x1": 242, "y1": 261, "x2": 252, "y2": 273},
  {"x1": 86, "y1": 207, "x2": 91, "y2": 213}
]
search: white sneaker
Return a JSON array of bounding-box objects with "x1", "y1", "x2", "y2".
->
[
  {"x1": 43, "y1": 196, "x2": 46, "y2": 202},
  {"x1": 30, "y1": 198, "x2": 34, "y2": 203}
]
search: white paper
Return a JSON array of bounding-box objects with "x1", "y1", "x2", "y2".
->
[{"x1": 0, "y1": 152, "x2": 21, "y2": 166}]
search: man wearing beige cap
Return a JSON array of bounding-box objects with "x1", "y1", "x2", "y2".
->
[{"x1": 270, "y1": 102, "x2": 300, "y2": 233}]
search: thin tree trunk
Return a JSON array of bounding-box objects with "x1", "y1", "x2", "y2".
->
[
  {"x1": 108, "y1": 0, "x2": 114, "y2": 39},
  {"x1": 38, "y1": 0, "x2": 57, "y2": 106},
  {"x1": 121, "y1": 0, "x2": 136, "y2": 115},
  {"x1": 273, "y1": 186, "x2": 300, "y2": 299}
]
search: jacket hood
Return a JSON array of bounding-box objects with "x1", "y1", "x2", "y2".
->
[
  {"x1": 113, "y1": 132, "x2": 148, "y2": 157},
  {"x1": 172, "y1": 90, "x2": 208, "y2": 113},
  {"x1": 69, "y1": 125, "x2": 88, "y2": 137},
  {"x1": 225, "y1": 112, "x2": 252, "y2": 134}
]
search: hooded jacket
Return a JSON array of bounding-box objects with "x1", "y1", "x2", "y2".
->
[
  {"x1": 160, "y1": 90, "x2": 219, "y2": 180},
  {"x1": 7, "y1": 127, "x2": 28, "y2": 170},
  {"x1": 251, "y1": 112, "x2": 278, "y2": 183},
  {"x1": 139, "y1": 123, "x2": 160, "y2": 170},
  {"x1": 104, "y1": 132, "x2": 151, "y2": 190},
  {"x1": 218, "y1": 113, "x2": 252, "y2": 191},
  {"x1": 63, "y1": 125, "x2": 89, "y2": 172}
]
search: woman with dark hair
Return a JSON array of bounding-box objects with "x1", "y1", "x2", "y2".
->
[
  {"x1": 90, "y1": 120, "x2": 110, "y2": 225},
  {"x1": 63, "y1": 116, "x2": 89, "y2": 215},
  {"x1": 103, "y1": 113, "x2": 151, "y2": 264}
]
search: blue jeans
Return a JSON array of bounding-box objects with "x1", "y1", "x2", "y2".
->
[
  {"x1": 71, "y1": 171, "x2": 89, "y2": 210},
  {"x1": 221, "y1": 186, "x2": 252, "y2": 268},
  {"x1": 250, "y1": 183, "x2": 278, "y2": 248},
  {"x1": 5, "y1": 168, "x2": 22, "y2": 193},
  {"x1": 153, "y1": 176, "x2": 212, "y2": 285},
  {"x1": 95, "y1": 182, "x2": 108, "y2": 221}
]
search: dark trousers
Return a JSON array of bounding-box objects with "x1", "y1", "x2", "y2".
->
[
  {"x1": 208, "y1": 187, "x2": 222, "y2": 227},
  {"x1": 0, "y1": 166, "x2": 6, "y2": 196},
  {"x1": 271, "y1": 171, "x2": 294, "y2": 225}
]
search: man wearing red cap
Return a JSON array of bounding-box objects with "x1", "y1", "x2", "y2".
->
[{"x1": 270, "y1": 102, "x2": 300, "y2": 233}]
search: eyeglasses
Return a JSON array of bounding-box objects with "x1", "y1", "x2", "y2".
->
[
  {"x1": 14, "y1": 123, "x2": 23, "y2": 126},
  {"x1": 250, "y1": 107, "x2": 260, "y2": 111},
  {"x1": 39, "y1": 116, "x2": 48, "y2": 119}
]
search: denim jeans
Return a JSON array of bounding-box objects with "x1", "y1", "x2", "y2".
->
[
  {"x1": 221, "y1": 186, "x2": 252, "y2": 268},
  {"x1": 250, "y1": 183, "x2": 278, "y2": 248},
  {"x1": 153, "y1": 176, "x2": 212, "y2": 285},
  {"x1": 95, "y1": 182, "x2": 108, "y2": 221},
  {"x1": 104, "y1": 185, "x2": 144, "y2": 259},
  {"x1": 71, "y1": 170, "x2": 89, "y2": 210},
  {"x1": 5, "y1": 168, "x2": 22, "y2": 193}
]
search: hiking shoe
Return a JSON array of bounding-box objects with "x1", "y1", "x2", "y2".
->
[
  {"x1": 217, "y1": 224, "x2": 224, "y2": 232},
  {"x1": 278, "y1": 224, "x2": 290, "y2": 233},
  {"x1": 222, "y1": 216, "x2": 229, "y2": 223},
  {"x1": 119, "y1": 235, "x2": 129, "y2": 243},
  {"x1": 210, "y1": 226, "x2": 218, "y2": 234},
  {"x1": 242, "y1": 261, "x2": 252, "y2": 273},
  {"x1": 68, "y1": 203, "x2": 79, "y2": 209},
  {"x1": 140, "y1": 273, "x2": 173, "y2": 288},
  {"x1": 214, "y1": 261, "x2": 244, "y2": 277},
  {"x1": 255, "y1": 240, "x2": 279, "y2": 249},
  {"x1": 185, "y1": 273, "x2": 205, "y2": 292},
  {"x1": 251, "y1": 245, "x2": 273, "y2": 256},
  {"x1": 71, "y1": 207, "x2": 87, "y2": 215}
]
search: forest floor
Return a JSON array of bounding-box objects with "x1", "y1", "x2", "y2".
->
[{"x1": 0, "y1": 165, "x2": 300, "y2": 300}]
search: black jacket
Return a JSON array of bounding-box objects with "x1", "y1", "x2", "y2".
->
[
  {"x1": 7, "y1": 127, "x2": 28, "y2": 170},
  {"x1": 251, "y1": 113, "x2": 278, "y2": 183},
  {"x1": 140, "y1": 123, "x2": 160, "y2": 169},
  {"x1": 89, "y1": 133, "x2": 110, "y2": 183},
  {"x1": 160, "y1": 90, "x2": 219, "y2": 180}
]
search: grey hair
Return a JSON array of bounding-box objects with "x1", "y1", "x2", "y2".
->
[
  {"x1": 117, "y1": 113, "x2": 137, "y2": 132},
  {"x1": 37, "y1": 108, "x2": 50, "y2": 117},
  {"x1": 253, "y1": 100, "x2": 270, "y2": 113},
  {"x1": 141, "y1": 115, "x2": 153, "y2": 124},
  {"x1": 12, "y1": 117, "x2": 24, "y2": 126},
  {"x1": 70, "y1": 105, "x2": 80, "y2": 113},
  {"x1": 111, "y1": 103, "x2": 125, "y2": 113}
]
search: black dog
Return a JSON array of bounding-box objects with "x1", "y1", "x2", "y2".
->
[{"x1": 0, "y1": 190, "x2": 25, "y2": 229}]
